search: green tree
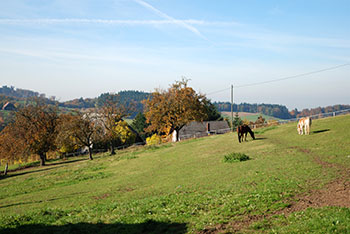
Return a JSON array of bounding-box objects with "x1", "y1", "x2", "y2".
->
[
  {"x1": 233, "y1": 112, "x2": 243, "y2": 129},
  {"x1": 131, "y1": 112, "x2": 148, "y2": 140},
  {"x1": 204, "y1": 101, "x2": 222, "y2": 121}
]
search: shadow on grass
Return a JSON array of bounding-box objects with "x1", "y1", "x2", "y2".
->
[
  {"x1": 254, "y1": 137, "x2": 267, "y2": 140},
  {"x1": 0, "y1": 192, "x2": 85, "y2": 209},
  {"x1": 0, "y1": 197, "x2": 65, "y2": 209},
  {"x1": 48, "y1": 158, "x2": 88, "y2": 166},
  {"x1": 0, "y1": 220, "x2": 187, "y2": 234},
  {"x1": 312, "y1": 129, "x2": 330, "y2": 134},
  {"x1": 0, "y1": 158, "x2": 89, "y2": 180},
  {"x1": 0, "y1": 166, "x2": 63, "y2": 180}
]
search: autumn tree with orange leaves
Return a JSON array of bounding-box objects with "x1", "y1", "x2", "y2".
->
[
  {"x1": 0, "y1": 100, "x2": 58, "y2": 166},
  {"x1": 143, "y1": 79, "x2": 215, "y2": 140},
  {"x1": 0, "y1": 125, "x2": 27, "y2": 172}
]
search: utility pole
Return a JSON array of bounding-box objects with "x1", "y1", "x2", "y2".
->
[{"x1": 231, "y1": 84, "x2": 234, "y2": 131}]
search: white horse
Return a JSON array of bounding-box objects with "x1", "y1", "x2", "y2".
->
[{"x1": 297, "y1": 117, "x2": 312, "y2": 135}]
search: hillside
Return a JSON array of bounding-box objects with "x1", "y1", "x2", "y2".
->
[
  {"x1": 1, "y1": 115, "x2": 350, "y2": 233},
  {"x1": 0, "y1": 86, "x2": 40, "y2": 99},
  {"x1": 1, "y1": 85, "x2": 349, "y2": 121}
]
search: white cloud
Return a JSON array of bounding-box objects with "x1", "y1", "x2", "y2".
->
[
  {"x1": 0, "y1": 18, "x2": 239, "y2": 27},
  {"x1": 133, "y1": 0, "x2": 208, "y2": 40}
]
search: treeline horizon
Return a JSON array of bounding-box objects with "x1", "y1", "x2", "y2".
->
[
  {"x1": 214, "y1": 101, "x2": 350, "y2": 119},
  {"x1": 1, "y1": 85, "x2": 350, "y2": 120}
]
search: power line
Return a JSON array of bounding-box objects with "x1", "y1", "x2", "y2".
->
[
  {"x1": 206, "y1": 63, "x2": 350, "y2": 96},
  {"x1": 235, "y1": 63, "x2": 350, "y2": 88},
  {"x1": 206, "y1": 87, "x2": 230, "y2": 95}
]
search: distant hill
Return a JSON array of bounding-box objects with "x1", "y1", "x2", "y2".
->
[
  {"x1": 0, "y1": 86, "x2": 150, "y2": 120},
  {"x1": 1, "y1": 85, "x2": 349, "y2": 122},
  {"x1": 60, "y1": 90, "x2": 150, "y2": 118},
  {"x1": 0, "y1": 85, "x2": 57, "y2": 109},
  {"x1": 0, "y1": 85, "x2": 40, "y2": 98}
]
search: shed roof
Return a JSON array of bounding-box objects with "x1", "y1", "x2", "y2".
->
[{"x1": 2, "y1": 102, "x2": 16, "y2": 111}]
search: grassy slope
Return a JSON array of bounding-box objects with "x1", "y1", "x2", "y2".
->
[{"x1": 1, "y1": 115, "x2": 350, "y2": 233}]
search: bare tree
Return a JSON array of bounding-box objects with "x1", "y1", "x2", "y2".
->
[
  {"x1": 99, "y1": 94, "x2": 133, "y2": 155},
  {"x1": 56, "y1": 112, "x2": 103, "y2": 160}
]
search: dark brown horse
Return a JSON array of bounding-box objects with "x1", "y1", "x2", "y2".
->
[{"x1": 237, "y1": 124, "x2": 255, "y2": 143}]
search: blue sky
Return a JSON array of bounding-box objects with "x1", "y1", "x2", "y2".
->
[{"x1": 0, "y1": 0, "x2": 349, "y2": 110}]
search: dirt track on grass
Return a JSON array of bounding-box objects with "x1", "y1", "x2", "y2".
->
[{"x1": 199, "y1": 146, "x2": 350, "y2": 234}]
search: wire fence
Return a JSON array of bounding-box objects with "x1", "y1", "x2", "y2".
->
[
  {"x1": 243, "y1": 108, "x2": 350, "y2": 130},
  {"x1": 60, "y1": 142, "x2": 146, "y2": 158},
  {"x1": 179, "y1": 128, "x2": 231, "y2": 141},
  {"x1": 277, "y1": 108, "x2": 350, "y2": 124}
]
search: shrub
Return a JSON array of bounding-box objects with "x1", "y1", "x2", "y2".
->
[
  {"x1": 223, "y1": 152, "x2": 250, "y2": 163},
  {"x1": 146, "y1": 134, "x2": 162, "y2": 146}
]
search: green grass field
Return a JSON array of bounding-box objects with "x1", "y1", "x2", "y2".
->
[{"x1": 1, "y1": 115, "x2": 350, "y2": 233}]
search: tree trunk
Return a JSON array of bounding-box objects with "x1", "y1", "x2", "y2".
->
[
  {"x1": 4, "y1": 163, "x2": 8, "y2": 176},
  {"x1": 39, "y1": 152, "x2": 46, "y2": 166},
  {"x1": 175, "y1": 127, "x2": 180, "y2": 142},
  {"x1": 110, "y1": 141, "x2": 115, "y2": 155},
  {"x1": 88, "y1": 147, "x2": 93, "y2": 160}
]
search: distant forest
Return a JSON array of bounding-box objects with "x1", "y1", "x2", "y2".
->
[
  {"x1": 214, "y1": 102, "x2": 291, "y2": 119},
  {"x1": 214, "y1": 101, "x2": 350, "y2": 119},
  {"x1": 0, "y1": 86, "x2": 150, "y2": 118},
  {"x1": 58, "y1": 91, "x2": 150, "y2": 118},
  {"x1": 1, "y1": 85, "x2": 350, "y2": 121}
]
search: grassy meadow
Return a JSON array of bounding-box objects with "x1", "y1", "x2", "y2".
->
[{"x1": 1, "y1": 115, "x2": 350, "y2": 233}]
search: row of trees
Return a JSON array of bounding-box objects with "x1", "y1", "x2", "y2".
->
[
  {"x1": 0, "y1": 79, "x2": 222, "y2": 167},
  {"x1": 289, "y1": 104, "x2": 350, "y2": 118},
  {"x1": 0, "y1": 96, "x2": 137, "y2": 166},
  {"x1": 214, "y1": 102, "x2": 291, "y2": 119},
  {"x1": 216, "y1": 102, "x2": 350, "y2": 119}
]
